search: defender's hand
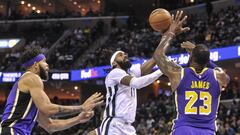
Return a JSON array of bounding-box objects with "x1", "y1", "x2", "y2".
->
[
  {"x1": 81, "y1": 92, "x2": 104, "y2": 112},
  {"x1": 165, "y1": 11, "x2": 190, "y2": 36},
  {"x1": 78, "y1": 111, "x2": 94, "y2": 123},
  {"x1": 181, "y1": 41, "x2": 196, "y2": 53}
]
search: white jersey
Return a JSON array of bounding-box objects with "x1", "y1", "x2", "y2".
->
[{"x1": 103, "y1": 66, "x2": 141, "y2": 123}]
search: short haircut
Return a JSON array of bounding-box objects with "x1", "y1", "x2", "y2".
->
[
  {"x1": 192, "y1": 44, "x2": 210, "y2": 66},
  {"x1": 20, "y1": 45, "x2": 42, "y2": 64}
]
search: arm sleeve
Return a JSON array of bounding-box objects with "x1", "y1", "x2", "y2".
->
[{"x1": 129, "y1": 70, "x2": 163, "y2": 89}]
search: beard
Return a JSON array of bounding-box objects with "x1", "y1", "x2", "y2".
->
[
  {"x1": 117, "y1": 59, "x2": 132, "y2": 70},
  {"x1": 39, "y1": 65, "x2": 49, "y2": 81}
]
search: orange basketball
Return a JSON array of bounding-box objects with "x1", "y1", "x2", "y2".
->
[{"x1": 149, "y1": 8, "x2": 172, "y2": 33}]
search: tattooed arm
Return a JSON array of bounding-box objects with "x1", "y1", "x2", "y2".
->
[
  {"x1": 153, "y1": 33, "x2": 182, "y2": 91},
  {"x1": 153, "y1": 11, "x2": 189, "y2": 91},
  {"x1": 140, "y1": 34, "x2": 176, "y2": 76},
  {"x1": 37, "y1": 111, "x2": 94, "y2": 133},
  {"x1": 19, "y1": 73, "x2": 103, "y2": 117}
]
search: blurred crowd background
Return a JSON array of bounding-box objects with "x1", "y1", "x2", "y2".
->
[{"x1": 0, "y1": 0, "x2": 239, "y2": 134}]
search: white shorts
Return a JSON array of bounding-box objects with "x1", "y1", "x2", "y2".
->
[{"x1": 96, "y1": 117, "x2": 136, "y2": 135}]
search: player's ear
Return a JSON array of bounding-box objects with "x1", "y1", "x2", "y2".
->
[
  {"x1": 112, "y1": 61, "x2": 117, "y2": 68},
  {"x1": 33, "y1": 62, "x2": 39, "y2": 70}
]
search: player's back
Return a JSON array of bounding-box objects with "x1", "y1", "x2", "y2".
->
[
  {"x1": 173, "y1": 67, "x2": 221, "y2": 132},
  {"x1": 1, "y1": 72, "x2": 38, "y2": 135}
]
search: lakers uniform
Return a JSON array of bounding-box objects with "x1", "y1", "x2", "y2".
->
[
  {"x1": 97, "y1": 66, "x2": 141, "y2": 135},
  {"x1": 172, "y1": 67, "x2": 221, "y2": 135},
  {"x1": 0, "y1": 74, "x2": 38, "y2": 135}
]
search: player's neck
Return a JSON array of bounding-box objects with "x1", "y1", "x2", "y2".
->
[
  {"x1": 116, "y1": 65, "x2": 128, "y2": 72},
  {"x1": 26, "y1": 68, "x2": 39, "y2": 76},
  {"x1": 190, "y1": 62, "x2": 205, "y2": 74}
]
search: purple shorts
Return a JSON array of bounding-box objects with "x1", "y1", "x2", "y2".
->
[{"x1": 172, "y1": 126, "x2": 215, "y2": 135}]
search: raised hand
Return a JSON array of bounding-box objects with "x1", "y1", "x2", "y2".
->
[
  {"x1": 166, "y1": 11, "x2": 190, "y2": 36},
  {"x1": 181, "y1": 41, "x2": 196, "y2": 53},
  {"x1": 81, "y1": 92, "x2": 104, "y2": 112}
]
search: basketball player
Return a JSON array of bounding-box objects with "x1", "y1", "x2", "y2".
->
[
  {"x1": 153, "y1": 11, "x2": 230, "y2": 135},
  {"x1": 0, "y1": 46, "x2": 103, "y2": 135},
  {"x1": 88, "y1": 49, "x2": 164, "y2": 135}
]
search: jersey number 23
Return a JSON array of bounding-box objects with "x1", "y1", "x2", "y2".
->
[{"x1": 185, "y1": 91, "x2": 212, "y2": 115}]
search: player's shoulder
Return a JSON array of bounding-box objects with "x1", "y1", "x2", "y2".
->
[
  {"x1": 128, "y1": 64, "x2": 141, "y2": 77},
  {"x1": 108, "y1": 68, "x2": 127, "y2": 77},
  {"x1": 19, "y1": 72, "x2": 43, "y2": 87},
  {"x1": 105, "y1": 68, "x2": 128, "y2": 86}
]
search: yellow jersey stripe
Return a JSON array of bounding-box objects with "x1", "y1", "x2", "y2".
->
[
  {"x1": 170, "y1": 129, "x2": 175, "y2": 135},
  {"x1": 215, "y1": 94, "x2": 221, "y2": 132},
  {"x1": 172, "y1": 91, "x2": 179, "y2": 130},
  {"x1": 10, "y1": 127, "x2": 14, "y2": 135},
  {"x1": 8, "y1": 89, "x2": 20, "y2": 119},
  {"x1": 181, "y1": 68, "x2": 184, "y2": 79},
  {"x1": 9, "y1": 120, "x2": 17, "y2": 128},
  {"x1": 190, "y1": 67, "x2": 208, "y2": 75},
  {"x1": 9, "y1": 98, "x2": 33, "y2": 128},
  {"x1": 22, "y1": 98, "x2": 33, "y2": 119},
  {"x1": 213, "y1": 70, "x2": 217, "y2": 80},
  {"x1": 0, "y1": 124, "x2": 2, "y2": 134},
  {"x1": 175, "y1": 91, "x2": 179, "y2": 119},
  {"x1": 33, "y1": 110, "x2": 39, "y2": 122}
]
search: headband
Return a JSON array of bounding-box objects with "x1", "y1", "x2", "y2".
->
[
  {"x1": 110, "y1": 51, "x2": 124, "y2": 67},
  {"x1": 22, "y1": 54, "x2": 46, "y2": 68}
]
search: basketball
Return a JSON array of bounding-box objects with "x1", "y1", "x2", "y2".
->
[{"x1": 149, "y1": 8, "x2": 172, "y2": 33}]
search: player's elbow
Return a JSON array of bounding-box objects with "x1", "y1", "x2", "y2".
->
[
  {"x1": 43, "y1": 110, "x2": 56, "y2": 118},
  {"x1": 223, "y1": 74, "x2": 230, "y2": 87},
  {"x1": 39, "y1": 104, "x2": 58, "y2": 117}
]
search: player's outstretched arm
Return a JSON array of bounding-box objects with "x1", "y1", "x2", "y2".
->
[
  {"x1": 140, "y1": 31, "x2": 186, "y2": 76},
  {"x1": 110, "y1": 67, "x2": 162, "y2": 89},
  {"x1": 153, "y1": 32, "x2": 182, "y2": 91},
  {"x1": 120, "y1": 70, "x2": 163, "y2": 89},
  {"x1": 153, "y1": 11, "x2": 189, "y2": 91},
  {"x1": 19, "y1": 74, "x2": 103, "y2": 117},
  {"x1": 140, "y1": 58, "x2": 156, "y2": 76},
  {"x1": 37, "y1": 111, "x2": 94, "y2": 134},
  {"x1": 139, "y1": 30, "x2": 184, "y2": 76}
]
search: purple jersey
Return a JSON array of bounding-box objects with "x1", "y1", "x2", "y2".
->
[
  {"x1": 172, "y1": 67, "x2": 220, "y2": 131},
  {"x1": 1, "y1": 81, "x2": 38, "y2": 135}
]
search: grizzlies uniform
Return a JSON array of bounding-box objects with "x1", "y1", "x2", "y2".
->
[
  {"x1": 0, "y1": 73, "x2": 38, "y2": 135},
  {"x1": 97, "y1": 67, "x2": 141, "y2": 135},
  {"x1": 172, "y1": 67, "x2": 220, "y2": 135}
]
